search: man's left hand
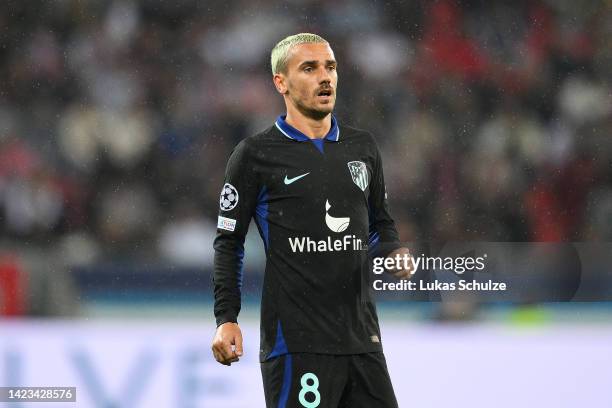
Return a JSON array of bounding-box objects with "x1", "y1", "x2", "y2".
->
[{"x1": 386, "y1": 247, "x2": 414, "y2": 279}]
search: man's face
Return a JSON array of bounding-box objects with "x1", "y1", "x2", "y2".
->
[{"x1": 276, "y1": 42, "x2": 338, "y2": 120}]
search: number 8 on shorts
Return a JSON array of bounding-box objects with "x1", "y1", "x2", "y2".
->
[{"x1": 298, "y1": 372, "x2": 321, "y2": 408}]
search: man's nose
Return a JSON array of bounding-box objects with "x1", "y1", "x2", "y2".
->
[{"x1": 318, "y1": 66, "x2": 332, "y2": 83}]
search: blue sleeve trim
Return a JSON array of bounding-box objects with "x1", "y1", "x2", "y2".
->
[
  {"x1": 368, "y1": 200, "x2": 380, "y2": 255},
  {"x1": 255, "y1": 186, "x2": 269, "y2": 250},
  {"x1": 368, "y1": 230, "x2": 380, "y2": 256},
  {"x1": 236, "y1": 244, "x2": 244, "y2": 289},
  {"x1": 267, "y1": 320, "x2": 289, "y2": 360}
]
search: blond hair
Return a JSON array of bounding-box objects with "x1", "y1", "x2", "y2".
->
[{"x1": 270, "y1": 33, "x2": 328, "y2": 75}]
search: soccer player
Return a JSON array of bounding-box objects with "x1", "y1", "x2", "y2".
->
[{"x1": 212, "y1": 33, "x2": 412, "y2": 408}]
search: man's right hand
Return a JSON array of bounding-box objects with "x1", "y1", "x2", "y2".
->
[{"x1": 212, "y1": 322, "x2": 243, "y2": 366}]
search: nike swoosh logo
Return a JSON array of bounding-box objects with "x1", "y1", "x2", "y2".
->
[{"x1": 284, "y1": 172, "x2": 310, "y2": 185}]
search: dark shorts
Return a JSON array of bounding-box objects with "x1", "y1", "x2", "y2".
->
[{"x1": 261, "y1": 352, "x2": 398, "y2": 408}]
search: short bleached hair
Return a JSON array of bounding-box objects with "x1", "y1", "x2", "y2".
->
[{"x1": 270, "y1": 33, "x2": 329, "y2": 75}]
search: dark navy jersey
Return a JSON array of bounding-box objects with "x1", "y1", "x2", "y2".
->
[{"x1": 213, "y1": 114, "x2": 400, "y2": 362}]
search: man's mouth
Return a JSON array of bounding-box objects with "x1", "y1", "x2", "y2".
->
[{"x1": 317, "y1": 88, "x2": 334, "y2": 104}]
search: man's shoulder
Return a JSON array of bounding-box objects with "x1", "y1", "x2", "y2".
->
[
  {"x1": 230, "y1": 125, "x2": 277, "y2": 155},
  {"x1": 338, "y1": 122, "x2": 377, "y2": 145},
  {"x1": 237, "y1": 125, "x2": 279, "y2": 148}
]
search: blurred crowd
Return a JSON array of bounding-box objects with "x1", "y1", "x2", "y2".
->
[{"x1": 0, "y1": 0, "x2": 611, "y2": 277}]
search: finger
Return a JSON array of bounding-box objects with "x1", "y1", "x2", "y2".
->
[
  {"x1": 214, "y1": 337, "x2": 238, "y2": 364},
  {"x1": 218, "y1": 353, "x2": 239, "y2": 366},
  {"x1": 212, "y1": 344, "x2": 220, "y2": 359},
  {"x1": 217, "y1": 354, "x2": 234, "y2": 366},
  {"x1": 394, "y1": 270, "x2": 411, "y2": 279},
  {"x1": 212, "y1": 342, "x2": 224, "y2": 358},
  {"x1": 213, "y1": 350, "x2": 228, "y2": 365},
  {"x1": 234, "y1": 331, "x2": 244, "y2": 357},
  {"x1": 213, "y1": 343, "x2": 233, "y2": 363},
  {"x1": 226, "y1": 356, "x2": 240, "y2": 364},
  {"x1": 221, "y1": 339, "x2": 235, "y2": 361}
]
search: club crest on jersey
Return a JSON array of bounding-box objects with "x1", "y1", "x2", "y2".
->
[
  {"x1": 219, "y1": 183, "x2": 239, "y2": 211},
  {"x1": 347, "y1": 161, "x2": 369, "y2": 191}
]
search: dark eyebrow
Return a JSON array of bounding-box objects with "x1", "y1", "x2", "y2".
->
[{"x1": 298, "y1": 59, "x2": 337, "y2": 67}]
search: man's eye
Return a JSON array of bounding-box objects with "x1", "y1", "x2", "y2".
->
[
  {"x1": 328, "y1": 66, "x2": 336, "y2": 71},
  {"x1": 304, "y1": 67, "x2": 313, "y2": 72}
]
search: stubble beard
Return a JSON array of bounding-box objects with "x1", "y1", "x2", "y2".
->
[{"x1": 291, "y1": 93, "x2": 334, "y2": 121}]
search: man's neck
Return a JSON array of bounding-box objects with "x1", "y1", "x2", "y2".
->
[{"x1": 284, "y1": 107, "x2": 331, "y2": 140}]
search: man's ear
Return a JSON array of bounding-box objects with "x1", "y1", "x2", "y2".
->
[{"x1": 273, "y1": 74, "x2": 288, "y2": 94}]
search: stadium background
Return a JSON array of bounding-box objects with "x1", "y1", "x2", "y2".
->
[{"x1": 1, "y1": 0, "x2": 611, "y2": 406}]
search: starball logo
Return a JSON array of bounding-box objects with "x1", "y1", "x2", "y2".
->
[{"x1": 288, "y1": 199, "x2": 364, "y2": 253}]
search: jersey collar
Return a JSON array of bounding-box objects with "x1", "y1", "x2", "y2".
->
[{"x1": 275, "y1": 114, "x2": 340, "y2": 142}]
